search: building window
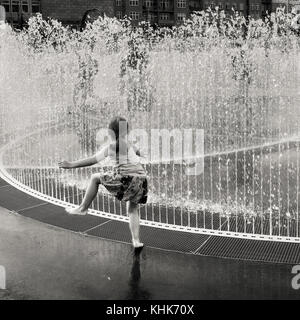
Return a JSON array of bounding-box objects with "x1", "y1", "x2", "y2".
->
[
  {"x1": 160, "y1": 0, "x2": 170, "y2": 9},
  {"x1": 177, "y1": 12, "x2": 186, "y2": 20},
  {"x1": 1, "y1": 0, "x2": 10, "y2": 12},
  {"x1": 225, "y1": 2, "x2": 230, "y2": 10},
  {"x1": 129, "y1": 11, "x2": 140, "y2": 20},
  {"x1": 116, "y1": 11, "x2": 122, "y2": 19},
  {"x1": 32, "y1": 0, "x2": 40, "y2": 13},
  {"x1": 116, "y1": 0, "x2": 122, "y2": 6},
  {"x1": 232, "y1": 3, "x2": 237, "y2": 10},
  {"x1": 129, "y1": 0, "x2": 139, "y2": 6},
  {"x1": 239, "y1": 3, "x2": 244, "y2": 11},
  {"x1": 177, "y1": 0, "x2": 186, "y2": 9},
  {"x1": 147, "y1": 12, "x2": 155, "y2": 20},
  {"x1": 21, "y1": 0, "x2": 28, "y2": 13},
  {"x1": 11, "y1": 0, "x2": 20, "y2": 13},
  {"x1": 160, "y1": 13, "x2": 169, "y2": 20},
  {"x1": 218, "y1": 3, "x2": 223, "y2": 10},
  {"x1": 250, "y1": 3, "x2": 260, "y2": 11},
  {"x1": 144, "y1": 0, "x2": 154, "y2": 8}
]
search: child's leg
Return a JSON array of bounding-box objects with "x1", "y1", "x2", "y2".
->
[
  {"x1": 127, "y1": 201, "x2": 144, "y2": 248},
  {"x1": 66, "y1": 174, "x2": 101, "y2": 215}
]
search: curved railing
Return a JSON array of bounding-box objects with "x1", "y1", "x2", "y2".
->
[{"x1": 1, "y1": 118, "x2": 300, "y2": 243}]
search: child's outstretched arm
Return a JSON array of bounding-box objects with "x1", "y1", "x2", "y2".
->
[
  {"x1": 58, "y1": 146, "x2": 109, "y2": 169},
  {"x1": 58, "y1": 156, "x2": 98, "y2": 169}
]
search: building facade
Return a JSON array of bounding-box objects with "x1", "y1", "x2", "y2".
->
[
  {"x1": 0, "y1": 0, "x2": 114, "y2": 26},
  {"x1": 0, "y1": 0, "x2": 40, "y2": 25},
  {"x1": 115, "y1": 0, "x2": 274, "y2": 24},
  {"x1": 201, "y1": 0, "x2": 272, "y2": 18},
  {"x1": 115, "y1": 0, "x2": 192, "y2": 26},
  {"x1": 272, "y1": 0, "x2": 300, "y2": 12},
  {"x1": 41, "y1": 0, "x2": 114, "y2": 25},
  {"x1": 1, "y1": 0, "x2": 294, "y2": 28}
]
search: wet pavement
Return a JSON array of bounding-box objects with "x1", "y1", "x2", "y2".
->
[{"x1": 0, "y1": 207, "x2": 300, "y2": 300}]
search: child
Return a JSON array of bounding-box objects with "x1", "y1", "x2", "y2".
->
[{"x1": 58, "y1": 116, "x2": 148, "y2": 248}]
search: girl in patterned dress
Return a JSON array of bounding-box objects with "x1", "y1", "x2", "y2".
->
[{"x1": 59, "y1": 116, "x2": 148, "y2": 248}]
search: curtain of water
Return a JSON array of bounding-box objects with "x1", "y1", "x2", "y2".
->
[{"x1": 1, "y1": 18, "x2": 300, "y2": 239}]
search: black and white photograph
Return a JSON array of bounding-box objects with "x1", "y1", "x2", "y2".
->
[{"x1": 0, "y1": 0, "x2": 300, "y2": 304}]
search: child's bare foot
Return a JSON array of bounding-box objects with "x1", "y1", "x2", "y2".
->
[
  {"x1": 132, "y1": 239, "x2": 144, "y2": 248},
  {"x1": 65, "y1": 206, "x2": 88, "y2": 216}
]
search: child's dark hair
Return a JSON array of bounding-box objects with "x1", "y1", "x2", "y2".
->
[{"x1": 108, "y1": 116, "x2": 129, "y2": 154}]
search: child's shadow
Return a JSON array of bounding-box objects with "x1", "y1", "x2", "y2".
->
[{"x1": 125, "y1": 247, "x2": 151, "y2": 300}]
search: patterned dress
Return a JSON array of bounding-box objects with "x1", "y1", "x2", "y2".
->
[{"x1": 95, "y1": 144, "x2": 148, "y2": 205}]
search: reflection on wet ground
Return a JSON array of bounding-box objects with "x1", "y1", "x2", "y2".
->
[
  {"x1": 125, "y1": 248, "x2": 151, "y2": 300},
  {"x1": 0, "y1": 207, "x2": 299, "y2": 300}
]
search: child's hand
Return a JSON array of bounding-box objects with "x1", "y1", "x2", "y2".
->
[{"x1": 58, "y1": 161, "x2": 73, "y2": 169}]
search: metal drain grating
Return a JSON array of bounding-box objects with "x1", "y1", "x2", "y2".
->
[
  {"x1": 0, "y1": 178, "x2": 9, "y2": 187},
  {"x1": 86, "y1": 219, "x2": 210, "y2": 253},
  {"x1": 20, "y1": 203, "x2": 109, "y2": 233},
  {"x1": 196, "y1": 236, "x2": 300, "y2": 264},
  {"x1": 0, "y1": 185, "x2": 46, "y2": 211}
]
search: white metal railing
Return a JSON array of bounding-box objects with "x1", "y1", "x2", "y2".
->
[{"x1": 1, "y1": 122, "x2": 300, "y2": 243}]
